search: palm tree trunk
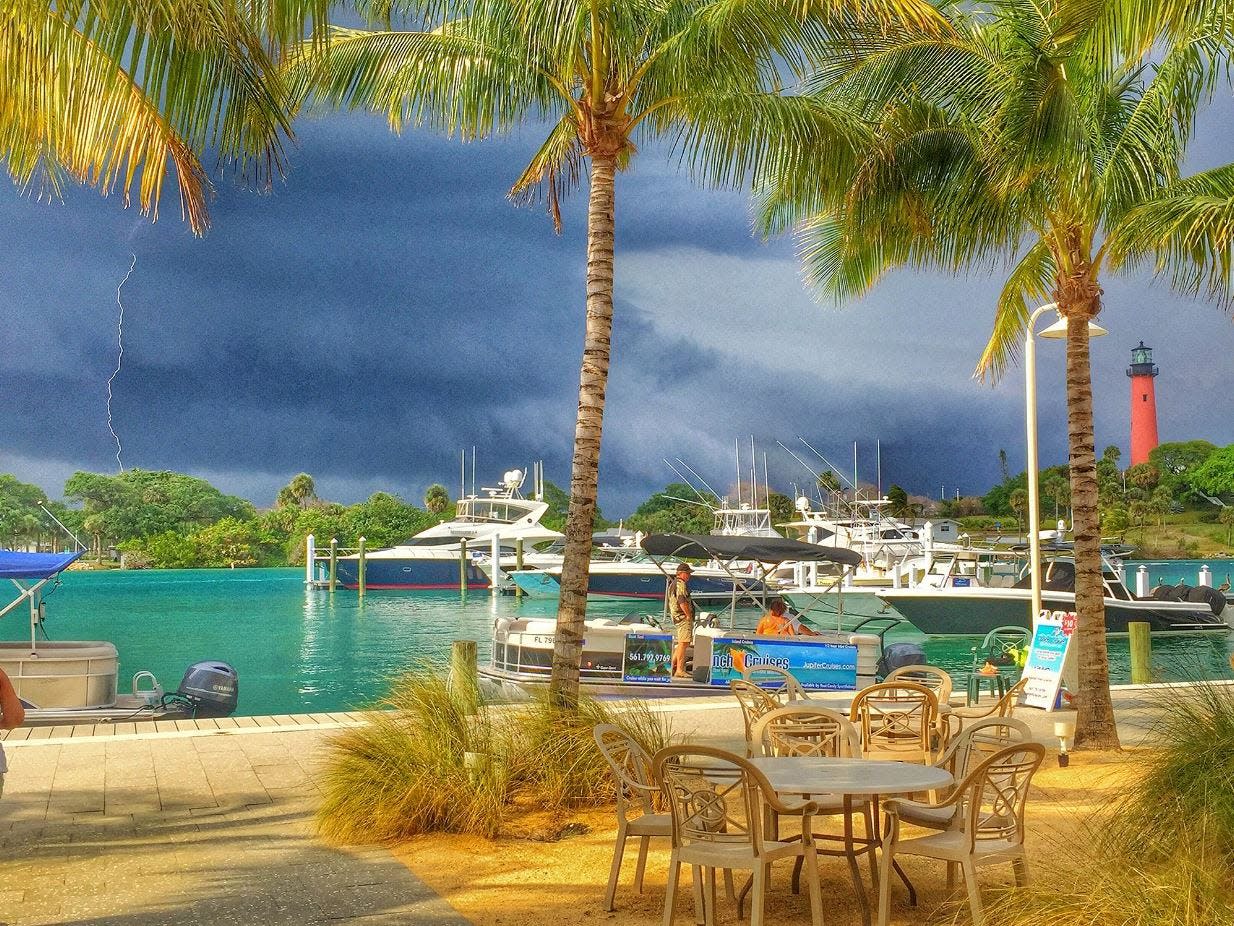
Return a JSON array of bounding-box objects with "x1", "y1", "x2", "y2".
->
[
  {"x1": 548, "y1": 153, "x2": 617, "y2": 708},
  {"x1": 1064, "y1": 314, "x2": 1120, "y2": 749}
]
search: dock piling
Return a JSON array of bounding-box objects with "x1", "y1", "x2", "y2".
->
[
  {"x1": 1129, "y1": 621, "x2": 1151, "y2": 684},
  {"x1": 305, "y1": 534, "x2": 316, "y2": 585},
  {"x1": 449, "y1": 640, "x2": 480, "y2": 713},
  {"x1": 1135, "y1": 565, "x2": 1149, "y2": 598},
  {"x1": 357, "y1": 537, "x2": 367, "y2": 598},
  {"x1": 514, "y1": 539, "x2": 524, "y2": 599},
  {"x1": 490, "y1": 534, "x2": 501, "y2": 595},
  {"x1": 459, "y1": 539, "x2": 468, "y2": 594},
  {"x1": 328, "y1": 538, "x2": 338, "y2": 592}
]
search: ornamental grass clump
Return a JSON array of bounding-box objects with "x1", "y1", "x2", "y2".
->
[
  {"x1": 317, "y1": 671, "x2": 670, "y2": 843},
  {"x1": 317, "y1": 672, "x2": 508, "y2": 841},
  {"x1": 985, "y1": 681, "x2": 1234, "y2": 926},
  {"x1": 1107, "y1": 680, "x2": 1234, "y2": 863}
]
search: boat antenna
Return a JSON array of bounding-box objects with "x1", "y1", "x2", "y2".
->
[
  {"x1": 672, "y1": 459, "x2": 722, "y2": 504},
  {"x1": 38, "y1": 502, "x2": 85, "y2": 553},
  {"x1": 762, "y1": 451, "x2": 770, "y2": 510},
  {"x1": 471, "y1": 445, "x2": 476, "y2": 498},
  {"x1": 876, "y1": 438, "x2": 882, "y2": 500},
  {"x1": 734, "y1": 437, "x2": 742, "y2": 507},
  {"x1": 749, "y1": 435, "x2": 757, "y2": 507},
  {"x1": 460, "y1": 449, "x2": 465, "y2": 500},
  {"x1": 796, "y1": 437, "x2": 855, "y2": 490}
]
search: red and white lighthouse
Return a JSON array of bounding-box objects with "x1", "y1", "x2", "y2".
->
[{"x1": 1127, "y1": 341, "x2": 1159, "y2": 467}]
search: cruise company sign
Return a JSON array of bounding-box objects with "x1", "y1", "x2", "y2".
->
[
  {"x1": 1022, "y1": 611, "x2": 1075, "y2": 711},
  {"x1": 708, "y1": 637, "x2": 859, "y2": 691}
]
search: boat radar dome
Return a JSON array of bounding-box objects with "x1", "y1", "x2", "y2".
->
[
  {"x1": 795, "y1": 496, "x2": 812, "y2": 512},
  {"x1": 502, "y1": 469, "x2": 524, "y2": 490}
]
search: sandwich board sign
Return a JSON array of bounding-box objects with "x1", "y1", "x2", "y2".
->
[{"x1": 1022, "y1": 611, "x2": 1075, "y2": 711}]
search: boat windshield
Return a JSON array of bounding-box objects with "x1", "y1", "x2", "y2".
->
[{"x1": 456, "y1": 497, "x2": 540, "y2": 524}]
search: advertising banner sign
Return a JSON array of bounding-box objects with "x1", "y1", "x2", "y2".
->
[
  {"x1": 622, "y1": 633, "x2": 674, "y2": 684},
  {"x1": 1022, "y1": 611, "x2": 1075, "y2": 711},
  {"x1": 708, "y1": 637, "x2": 859, "y2": 691}
]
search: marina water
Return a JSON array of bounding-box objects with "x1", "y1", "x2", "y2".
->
[{"x1": 1, "y1": 565, "x2": 1231, "y2": 717}]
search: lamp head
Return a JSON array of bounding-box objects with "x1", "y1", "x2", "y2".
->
[{"x1": 1039, "y1": 315, "x2": 1108, "y2": 340}]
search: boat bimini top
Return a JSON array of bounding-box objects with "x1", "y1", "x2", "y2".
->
[
  {"x1": 640, "y1": 533, "x2": 862, "y2": 626},
  {"x1": 0, "y1": 549, "x2": 84, "y2": 650}
]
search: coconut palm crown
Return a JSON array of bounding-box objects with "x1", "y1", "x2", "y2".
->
[
  {"x1": 284, "y1": 0, "x2": 943, "y2": 704},
  {"x1": 2, "y1": 1, "x2": 329, "y2": 233},
  {"x1": 758, "y1": 0, "x2": 1234, "y2": 747}
]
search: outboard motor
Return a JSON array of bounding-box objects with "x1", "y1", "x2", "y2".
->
[
  {"x1": 174, "y1": 661, "x2": 239, "y2": 717},
  {"x1": 877, "y1": 642, "x2": 928, "y2": 680}
]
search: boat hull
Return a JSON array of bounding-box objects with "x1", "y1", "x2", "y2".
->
[
  {"x1": 877, "y1": 588, "x2": 1230, "y2": 636},
  {"x1": 334, "y1": 557, "x2": 490, "y2": 590}
]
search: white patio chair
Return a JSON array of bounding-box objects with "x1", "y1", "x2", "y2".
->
[
  {"x1": 730, "y1": 679, "x2": 781, "y2": 757},
  {"x1": 850, "y1": 681, "x2": 940, "y2": 763},
  {"x1": 653, "y1": 744, "x2": 824, "y2": 926},
  {"x1": 593, "y1": 724, "x2": 672, "y2": 912},
  {"x1": 877, "y1": 742, "x2": 1047, "y2": 926},
  {"x1": 897, "y1": 717, "x2": 1032, "y2": 832}
]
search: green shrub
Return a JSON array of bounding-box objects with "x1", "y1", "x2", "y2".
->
[{"x1": 317, "y1": 672, "x2": 670, "y2": 842}]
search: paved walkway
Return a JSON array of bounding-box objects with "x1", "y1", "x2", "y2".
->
[
  {"x1": 0, "y1": 683, "x2": 1200, "y2": 925},
  {"x1": 0, "y1": 724, "x2": 468, "y2": 926}
]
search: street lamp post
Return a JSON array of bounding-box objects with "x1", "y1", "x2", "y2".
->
[{"x1": 1025, "y1": 305, "x2": 1107, "y2": 626}]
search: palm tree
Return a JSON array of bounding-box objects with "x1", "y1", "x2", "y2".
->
[
  {"x1": 423, "y1": 484, "x2": 450, "y2": 516},
  {"x1": 2, "y1": 1, "x2": 325, "y2": 234},
  {"x1": 758, "y1": 1, "x2": 1234, "y2": 747},
  {"x1": 284, "y1": 0, "x2": 941, "y2": 705}
]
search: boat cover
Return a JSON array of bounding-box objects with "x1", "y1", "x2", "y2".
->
[
  {"x1": 0, "y1": 550, "x2": 84, "y2": 580},
  {"x1": 641, "y1": 533, "x2": 862, "y2": 566}
]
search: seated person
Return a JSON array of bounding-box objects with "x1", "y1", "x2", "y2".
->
[{"x1": 755, "y1": 598, "x2": 818, "y2": 636}]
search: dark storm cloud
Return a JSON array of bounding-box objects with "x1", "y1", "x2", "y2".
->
[{"x1": 2, "y1": 101, "x2": 1233, "y2": 515}]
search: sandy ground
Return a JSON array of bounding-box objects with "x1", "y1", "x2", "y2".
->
[{"x1": 392, "y1": 750, "x2": 1133, "y2": 926}]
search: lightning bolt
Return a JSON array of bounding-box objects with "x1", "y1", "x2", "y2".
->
[{"x1": 107, "y1": 253, "x2": 136, "y2": 472}]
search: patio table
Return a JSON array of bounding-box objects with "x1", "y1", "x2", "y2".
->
[{"x1": 749, "y1": 757, "x2": 953, "y2": 926}]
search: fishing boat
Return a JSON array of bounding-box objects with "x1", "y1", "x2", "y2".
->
[
  {"x1": 877, "y1": 545, "x2": 1231, "y2": 636},
  {"x1": 0, "y1": 549, "x2": 239, "y2": 726},
  {"x1": 480, "y1": 533, "x2": 881, "y2": 698},
  {"x1": 332, "y1": 468, "x2": 562, "y2": 590}
]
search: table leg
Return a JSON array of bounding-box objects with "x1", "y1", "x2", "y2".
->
[{"x1": 843, "y1": 794, "x2": 871, "y2": 926}]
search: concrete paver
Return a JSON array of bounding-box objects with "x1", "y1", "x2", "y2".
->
[{"x1": 0, "y1": 725, "x2": 470, "y2": 926}]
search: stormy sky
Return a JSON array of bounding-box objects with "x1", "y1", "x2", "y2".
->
[{"x1": 2, "y1": 98, "x2": 1233, "y2": 517}]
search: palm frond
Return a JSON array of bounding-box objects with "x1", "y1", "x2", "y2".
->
[
  {"x1": 1, "y1": 1, "x2": 291, "y2": 233},
  {"x1": 648, "y1": 89, "x2": 869, "y2": 195},
  {"x1": 509, "y1": 112, "x2": 584, "y2": 232},
  {"x1": 284, "y1": 24, "x2": 562, "y2": 139},
  {"x1": 975, "y1": 239, "x2": 1057, "y2": 381},
  {"x1": 1103, "y1": 164, "x2": 1234, "y2": 310}
]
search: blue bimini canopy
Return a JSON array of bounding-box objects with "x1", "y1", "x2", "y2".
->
[{"x1": 0, "y1": 550, "x2": 84, "y2": 580}]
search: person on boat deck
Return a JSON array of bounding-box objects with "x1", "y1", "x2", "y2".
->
[
  {"x1": 0, "y1": 667, "x2": 25, "y2": 798},
  {"x1": 666, "y1": 563, "x2": 695, "y2": 679},
  {"x1": 756, "y1": 598, "x2": 818, "y2": 637}
]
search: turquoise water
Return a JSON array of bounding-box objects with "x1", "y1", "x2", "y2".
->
[
  {"x1": 1132, "y1": 558, "x2": 1234, "y2": 589},
  {"x1": 1, "y1": 566, "x2": 1230, "y2": 716}
]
